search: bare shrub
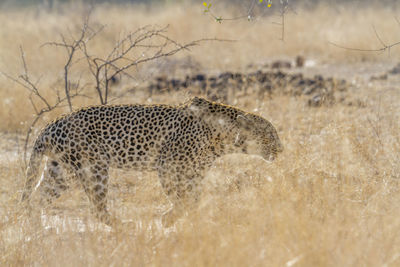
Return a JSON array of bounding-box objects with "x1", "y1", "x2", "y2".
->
[{"x1": 2, "y1": 12, "x2": 230, "y2": 164}]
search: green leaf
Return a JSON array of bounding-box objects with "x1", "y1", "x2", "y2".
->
[{"x1": 259, "y1": 0, "x2": 263, "y2": 3}]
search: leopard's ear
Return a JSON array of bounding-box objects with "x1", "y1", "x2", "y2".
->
[
  {"x1": 237, "y1": 114, "x2": 254, "y2": 130},
  {"x1": 191, "y1": 97, "x2": 211, "y2": 106},
  {"x1": 188, "y1": 97, "x2": 212, "y2": 116}
]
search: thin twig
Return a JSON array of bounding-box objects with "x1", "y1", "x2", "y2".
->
[
  {"x1": 328, "y1": 40, "x2": 400, "y2": 53},
  {"x1": 372, "y1": 25, "x2": 386, "y2": 48},
  {"x1": 329, "y1": 19, "x2": 400, "y2": 55},
  {"x1": 205, "y1": 0, "x2": 259, "y2": 22},
  {"x1": 395, "y1": 16, "x2": 400, "y2": 27}
]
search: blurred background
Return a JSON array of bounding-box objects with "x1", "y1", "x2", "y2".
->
[{"x1": 1, "y1": 0, "x2": 399, "y2": 9}]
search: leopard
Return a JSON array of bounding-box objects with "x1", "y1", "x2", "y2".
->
[{"x1": 21, "y1": 97, "x2": 283, "y2": 226}]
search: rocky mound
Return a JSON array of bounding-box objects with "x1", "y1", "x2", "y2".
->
[{"x1": 147, "y1": 70, "x2": 349, "y2": 106}]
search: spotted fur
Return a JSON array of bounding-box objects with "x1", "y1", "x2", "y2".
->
[{"x1": 21, "y1": 97, "x2": 283, "y2": 225}]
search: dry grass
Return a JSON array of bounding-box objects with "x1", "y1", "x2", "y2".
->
[{"x1": 1, "y1": 3, "x2": 400, "y2": 266}]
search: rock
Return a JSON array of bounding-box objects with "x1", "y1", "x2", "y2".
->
[
  {"x1": 295, "y1": 55, "x2": 305, "y2": 68},
  {"x1": 271, "y1": 60, "x2": 292, "y2": 69},
  {"x1": 370, "y1": 73, "x2": 388, "y2": 81},
  {"x1": 145, "y1": 68, "x2": 349, "y2": 107},
  {"x1": 388, "y1": 63, "x2": 400, "y2": 75}
]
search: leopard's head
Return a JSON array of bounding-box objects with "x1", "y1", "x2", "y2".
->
[{"x1": 235, "y1": 113, "x2": 283, "y2": 162}]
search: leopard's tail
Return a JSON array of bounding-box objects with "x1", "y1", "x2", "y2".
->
[{"x1": 20, "y1": 134, "x2": 47, "y2": 203}]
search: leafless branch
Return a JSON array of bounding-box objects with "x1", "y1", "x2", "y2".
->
[
  {"x1": 204, "y1": 0, "x2": 259, "y2": 23},
  {"x1": 329, "y1": 19, "x2": 400, "y2": 55},
  {"x1": 372, "y1": 25, "x2": 386, "y2": 48},
  {"x1": 395, "y1": 16, "x2": 400, "y2": 26},
  {"x1": 328, "y1": 40, "x2": 400, "y2": 53},
  {"x1": 1, "y1": 45, "x2": 85, "y2": 167},
  {"x1": 203, "y1": 0, "x2": 292, "y2": 42},
  {"x1": 269, "y1": 0, "x2": 291, "y2": 41},
  {"x1": 20, "y1": 46, "x2": 28, "y2": 77},
  {"x1": 81, "y1": 23, "x2": 235, "y2": 104},
  {"x1": 42, "y1": 12, "x2": 103, "y2": 111}
]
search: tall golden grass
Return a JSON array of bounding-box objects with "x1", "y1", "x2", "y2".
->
[{"x1": 1, "y1": 3, "x2": 400, "y2": 266}]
